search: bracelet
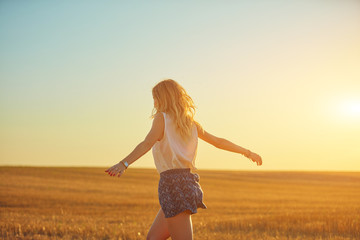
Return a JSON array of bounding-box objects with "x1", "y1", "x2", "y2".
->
[{"x1": 120, "y1": 161, "x2": 129, "y2": 169}]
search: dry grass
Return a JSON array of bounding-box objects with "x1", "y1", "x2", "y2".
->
[{"x1": 1, "y1": 167, "x2": 359, "y2": 239}]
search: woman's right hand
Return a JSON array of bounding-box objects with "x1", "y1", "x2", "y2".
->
[
  {"x1": 105, "y1": 162, "x2": 126, "y2": 177},
  {"x1": 249, "y1": 152, "x2": 262, "y2": 166}
]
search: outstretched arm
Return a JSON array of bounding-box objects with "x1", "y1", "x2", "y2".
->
[
  {"x1": 195, "y1": 121, "x2": 262, "y2": 166},
  {"x1": 105, "y1": 113, "x2": 164, "y2": 177}
]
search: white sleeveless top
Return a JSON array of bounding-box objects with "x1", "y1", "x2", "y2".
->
[{"x1": 152, "y1": 112, "x2": 198, "y2": 173}]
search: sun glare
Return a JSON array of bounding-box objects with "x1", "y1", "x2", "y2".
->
[{"x1": 338, "y1": 98, "x2": 360, "y2": 119}]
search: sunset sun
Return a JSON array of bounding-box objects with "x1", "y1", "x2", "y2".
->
[{"x1": 339, "y1": 98, "x2": 360, "y2": 119}]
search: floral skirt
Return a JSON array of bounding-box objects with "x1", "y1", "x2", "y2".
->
[{"x1": 158, "y1": 168, "x2": 207, "y2": 218}]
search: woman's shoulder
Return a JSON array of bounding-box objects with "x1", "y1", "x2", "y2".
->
[
  {"x1": 152, "y1": 112, "x2": 165, "y2": 130},
  {"x1": 193, "y1": 120, "x2": 204, "y2": 135},
  {"x1": 154, "y1": 112, "x2": 169, "y2": 124},
  {"x1": 154, "y1": 112, "x2": 165, "y2": 119}
]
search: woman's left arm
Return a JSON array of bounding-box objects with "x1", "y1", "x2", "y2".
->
[{"x1": 105, "y1": 113, "x2": 164, "y2": 177}]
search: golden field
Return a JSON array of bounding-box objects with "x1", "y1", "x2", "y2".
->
[{"x1": 0, "y1": 167, "x2": 359, "y2": 240}]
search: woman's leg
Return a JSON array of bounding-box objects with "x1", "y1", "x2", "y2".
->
[
  {"x1": 147, "y1": 208, "x2": 171, "y2": 240},
  {"x1": 165, "y1": 210, "x2": 193, "y2": 240}
]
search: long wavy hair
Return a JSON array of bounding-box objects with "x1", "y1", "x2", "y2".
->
[{"x1": 151, "y1": 79, "x2": 197, "y2": 139}]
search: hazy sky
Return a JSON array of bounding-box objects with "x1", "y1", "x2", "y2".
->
[{"x1": 1, "y1": 1, "x2": 359, "y2": 171}]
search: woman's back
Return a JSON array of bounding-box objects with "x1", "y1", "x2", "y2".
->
[{"x1": 152, "y1": 112, "x2": 198, "y2": 173}]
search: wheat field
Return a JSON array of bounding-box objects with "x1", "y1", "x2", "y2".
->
[{"x1": 1, "y1": 167, "x2": 359, "y2": 239}]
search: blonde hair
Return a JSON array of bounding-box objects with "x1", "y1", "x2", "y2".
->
[{"x1": 151, "y1": 79, "x2": 197, "y2": 139}]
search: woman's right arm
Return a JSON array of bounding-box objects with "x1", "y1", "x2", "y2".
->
[{"x1": 195, "y1": 121, "x2": 262, "y2": 166}]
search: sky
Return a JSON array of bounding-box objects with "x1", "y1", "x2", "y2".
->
[{"x1": 1, "y1": 0, "x2": 359, "y2": 171}]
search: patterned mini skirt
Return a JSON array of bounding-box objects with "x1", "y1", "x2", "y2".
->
[{"x1": 158, "y1": 168, "x2": 207, "y2": 218}]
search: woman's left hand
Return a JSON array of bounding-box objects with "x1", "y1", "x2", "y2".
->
[
  {"x1": 105, "y1": 162, "x2": 126, "y2": 177},
  {"x1": 249, "y1": 152, "x2": 263, "y2": 166}
]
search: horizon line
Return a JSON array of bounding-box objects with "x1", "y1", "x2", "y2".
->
[{"x1": 1, "y1": 165, "x2": 359, "y2": 173}]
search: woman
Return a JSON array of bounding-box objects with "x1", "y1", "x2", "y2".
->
[{"x1": 105, "y1": 79, "x2": 262, "y2": 240}]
